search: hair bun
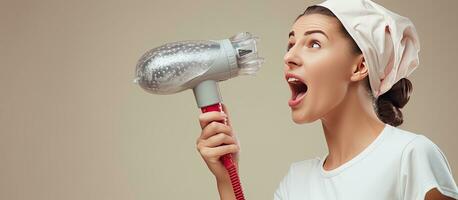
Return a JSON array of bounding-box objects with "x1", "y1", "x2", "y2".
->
[
  {"x1": 375, "y1": 78, "x2": 413, "y2": 126},
  {"x1": 379, "y1": 78, "x2": 412, "y2": 108}
]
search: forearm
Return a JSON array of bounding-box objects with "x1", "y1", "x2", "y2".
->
[{"x1": 216, "y1": 178, "x2": 236, "y2": 200}]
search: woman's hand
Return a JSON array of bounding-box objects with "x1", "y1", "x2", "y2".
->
[{"x1": 196, "y1": 104, "x2": 241, "y2": 182}]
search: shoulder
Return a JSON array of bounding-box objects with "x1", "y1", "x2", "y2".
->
[
  {"x1": 383, "y1": 125, "x2": 445, "y2": 158},
  {"x1": 280, "y1": 158, "x2": 322, "y2": 184},
  {"x1": 288, "y1": 158, "x2": 321, "y2": 176},
  {"x1": 387, "y1": 125, "x2": 423, "y2": 147},
  {"x1": 389, "y1": 125, "x2": 453, "y2": 171},
  {"x1": 290, "y1": 158, "x2": 321, "y2": 169},
  {"x1": 280, "y1": 158, "x2": 321, "y2": 182},
  {"x1": 403, "y1": 134, "x2": 442, "y2": 154},
  {"x1": 274, "y1": 158, "x2": 320, "y2": 200},
  {"x1": 400, "y1": 132, "x2": 451, "y2": 171},
  {"x1": 396, "y1": 128, "x2": 458, "y2": 199}
]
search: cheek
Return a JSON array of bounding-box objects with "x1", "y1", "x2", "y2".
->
[{"x1": 303, "y1": 51, "x2": 350, "y2": 117}]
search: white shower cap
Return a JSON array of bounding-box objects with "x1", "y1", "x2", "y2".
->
[{"x1": 309, "y1": 0, "x2": 421, "y2": 98}]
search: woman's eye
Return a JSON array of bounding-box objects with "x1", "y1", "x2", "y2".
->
[
  {"x1": 310, "y1": 40, "x2": 321, "y2": 49},
  {"x1": 286, "y1": 40, "x2": 319, "y2": 51}
]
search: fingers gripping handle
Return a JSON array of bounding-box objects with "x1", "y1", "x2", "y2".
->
[
  {"x1": 200, "y1": 103, "x2": 246, "y2": 200},
  {"x1": 200, "y1": 103, "x2": 234, "y2": 168}
]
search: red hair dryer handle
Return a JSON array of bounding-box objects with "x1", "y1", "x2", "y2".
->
[{"x1": 200, "y1": 103, "x2": 246, "y2": 200}]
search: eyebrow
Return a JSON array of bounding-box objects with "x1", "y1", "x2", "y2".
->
[{"x1": 288, "y1": 30, "x2": 329, "y2": 39}]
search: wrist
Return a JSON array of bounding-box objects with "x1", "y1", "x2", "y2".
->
[{"x1": 216, "y1": 176, "x2": 231, "y2": 185}]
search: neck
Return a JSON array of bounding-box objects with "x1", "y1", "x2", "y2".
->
[{"x1": 320, "y1": 83, "x2": 385, "y2": 170}]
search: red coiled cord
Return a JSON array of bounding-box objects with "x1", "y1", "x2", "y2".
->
[{"x1": 201, "y1": 103, "x2": 245, "y2": 200}]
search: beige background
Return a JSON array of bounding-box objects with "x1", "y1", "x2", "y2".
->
[{"x1": 1, "y1": 0, "x2": 457, "y2": 199}]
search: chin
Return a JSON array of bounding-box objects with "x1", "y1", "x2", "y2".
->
[{"x1": 291, "y1": 110, "x2": 317, "y2": 124}]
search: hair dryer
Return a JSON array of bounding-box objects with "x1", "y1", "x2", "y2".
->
[{"x1": 133, "y1": 32, "x2": 264, "y2": 200}]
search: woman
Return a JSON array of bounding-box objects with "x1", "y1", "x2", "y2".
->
[{"x1": 196, "y1": 0, "x2": 458, "y2": 199}]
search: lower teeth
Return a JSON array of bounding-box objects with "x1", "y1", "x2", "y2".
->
[{"x1": 296, "y1": 92, "x2": 305, "y2": 100}]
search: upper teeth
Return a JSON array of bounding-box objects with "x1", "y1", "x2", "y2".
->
[{"x1": 288, "y1": 77, "x2": 300, "y2": 83}]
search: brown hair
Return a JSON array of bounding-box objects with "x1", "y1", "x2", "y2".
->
[{"x1": 297, "y1": 5, "x2": 413, "y2": 127}]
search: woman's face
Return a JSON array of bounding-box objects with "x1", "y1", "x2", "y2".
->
[{"x1": 284, "y1": 14, "x2": 362, "y2": 124}]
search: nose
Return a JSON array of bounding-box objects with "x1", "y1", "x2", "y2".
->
[{"x1": 283, "y1": 48, "x2": 302, "y2": 70}]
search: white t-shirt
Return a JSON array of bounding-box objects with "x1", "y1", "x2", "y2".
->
[{"x1": 274, "y1": 123, "x2": 458, "y2": 200}]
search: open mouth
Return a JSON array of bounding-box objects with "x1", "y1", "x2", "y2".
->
[{"x1": 287, "y1": 77, "x2": 308, "y2": 101}]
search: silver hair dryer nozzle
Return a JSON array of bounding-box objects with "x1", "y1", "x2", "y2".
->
[{"x1": 134, "y1": 32, "x2": 264, "y2": 107}]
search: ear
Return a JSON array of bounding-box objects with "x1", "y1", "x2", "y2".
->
[{"x1": 350, "y1": 55, "x2": 368, "y2": 82}]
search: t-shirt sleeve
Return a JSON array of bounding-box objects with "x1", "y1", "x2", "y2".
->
[
  {"x1": 400, "y1": 135, "x2": 458, "y2": 200},
  {"x1": 274, "y1": 163, "x2": 294, "y2": 200}
]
